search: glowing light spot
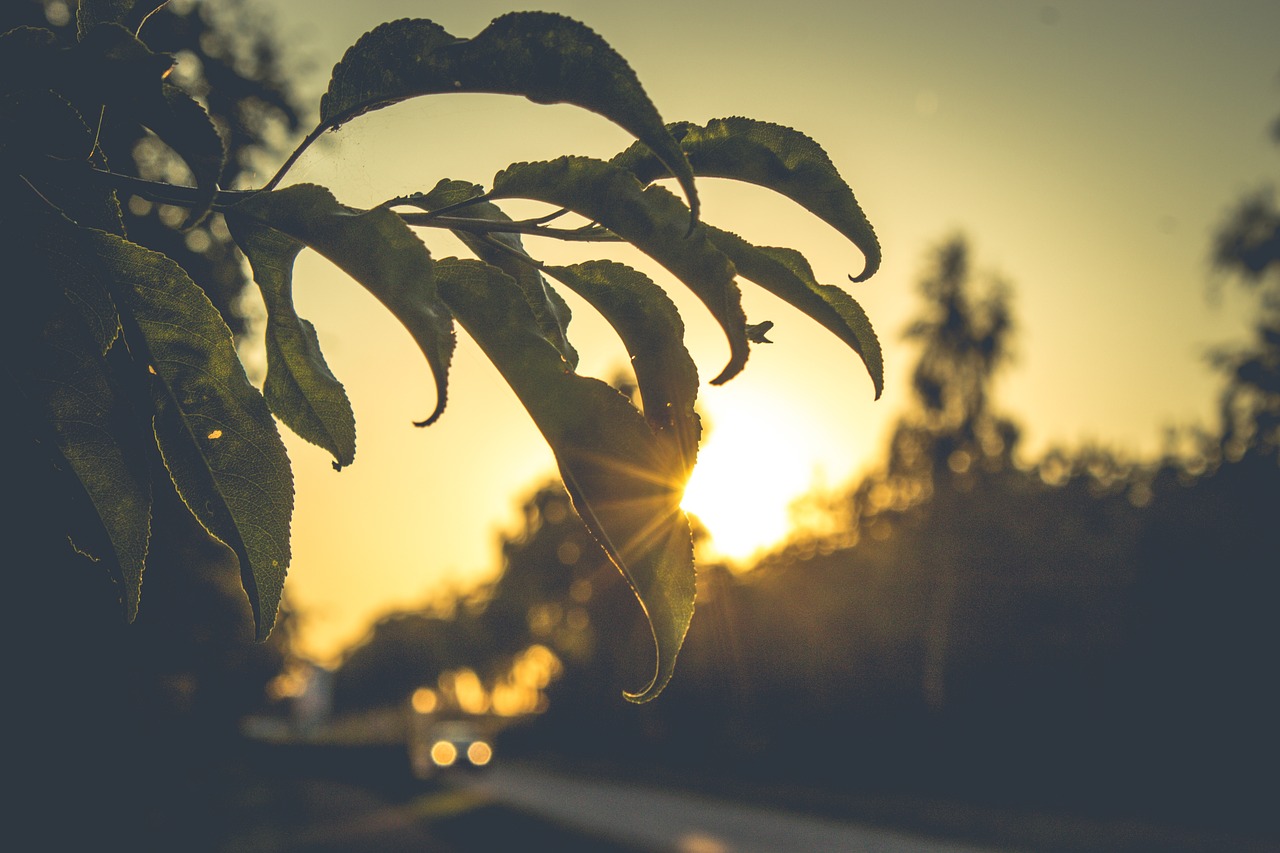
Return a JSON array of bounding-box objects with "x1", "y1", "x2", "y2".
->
[
  {"x1": 556, "y1": 540, "x2": 581, "y2": 565},
  {"x1": 430, "y1": 741, "x2": 457, "y2": 767},
  {"x1": 207, "y1": 429, "x2": 223, "y2": 440},
  {"x1": 466, "y1": 741, "x2": 492, "y2": 766},
  {"x1": 569, "y1": 578, "x2": 592, "y2": 603},
  {"x1": 411, "y1": 687, "x2": 438, "y2": 714},
  {"x1": 678, "y1": 833, "x2": 730, "y2": 853}
]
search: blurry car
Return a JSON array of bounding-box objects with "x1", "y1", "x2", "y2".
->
[{"x1": 409, "y1": 718, "x2": 493, "y2": 778}]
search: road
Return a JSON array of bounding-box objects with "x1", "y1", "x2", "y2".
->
[{"x1": 455, "y1": 764, "x2": 1011, "y2": 853}]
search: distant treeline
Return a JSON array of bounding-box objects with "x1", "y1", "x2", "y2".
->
[{"x1": 334, "y1": 227, "x2": 1279, "y2": 832}]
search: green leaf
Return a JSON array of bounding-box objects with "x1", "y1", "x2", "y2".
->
[
  {"x1": 490, "y1": 156, "x2": 750, "y2": 385},
  {"x1": 76, "y1": 1, "x2": 170, "y2": 38},
  {"x1": 436, "y1": 257, "x2": 694, "y2": 702},
  {"x1": 227, "y1": 184, "x2": 455, "y2": 427},
  {"x1": 543, "y1": 260, "x2": 701, "y2": 473},
  {"x1": 707, "y1": 226, "x2": 883, "y2": 398},
  {"x1": 314, "y1": 13, "x2": 697, "y2": 223},
  {"x1": 226, "y1": 216, "x2": 357, "y2": 470},
  {"x1": 613, "y1": 117, "x2": 881, "y2": 282},
  {"x1": 92, "y1": 229, "x2": 293, "y2": 640},
  {"x1": 396, "y1": 180, "x2": 578, "y2": 369}
]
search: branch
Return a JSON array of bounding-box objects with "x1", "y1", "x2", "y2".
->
[
  {"x1": 89, "y1": 168, "x2": 257, "y2": 209},
  {"x1": 86, "y1": 168, "x2": 623, "y2": 241},
  {"x1": 399, "y1": 212, "x2": 622, "y2": 242}
]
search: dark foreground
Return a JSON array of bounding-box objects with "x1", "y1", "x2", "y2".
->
[{"x1": 215, "y1": 741, "x2": 1274, "y2": 852}]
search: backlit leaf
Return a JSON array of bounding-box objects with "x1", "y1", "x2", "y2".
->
[
  {"x1": 544, "y1": 260, "x2": 701, "y2": 473},
  {"x1": 227, "y1": 184, "x2": 455, "y2": 427},
  {"x1": 490, "y1": 156, "x2": 749, "y2": 385},
  {"x1": 314, "y1": 13, "x2": 697, "y2": 222},
  {"x1": 396, "y1": 180, "x2": 578, "y2": 369},
  {"x1": 93, "y1": 229, "x2": 293, "y2": 640},
  {"x1": 707, "y1": 226, "x2": 883, "y2": 398},
  {"x1": 227, "y1": 216, "x2": 356, "y2": 470},
  {"x1": 614, "y1": 117, "x2": 880, "y2": 281},
  {"x1": 436, "y1": 257, "x2": 694, "y2": 702}
]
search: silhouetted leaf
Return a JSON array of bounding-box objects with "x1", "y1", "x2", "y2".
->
[
  {"x1": 93, "y1": 229, "x2": 293, "y2": 640},
  {"x1": 227, "y1": 216, "x2": 356, "y2": 470},
  {"x1": 315, "y1": 13, "x2": 697, "y2": 222},
  {"x1": 436, "y1": 257, "x2": 694, "y2": 702},
  {"x1": 396, "y1": 180, "x2": 578, "y2": 368},
  {"x1": 4, "y1": 206, "x2": 151, "y2": 621},
  {"x1": 708, "y1": 226, "x2": 883, "y2": 398},
  {"x1": 490, "y1": 156, "x2": 749, "y2": 385},
  {"x1": 614, "y1": 117, "x2": 880, "y2": 281},
  {"x1": 76, "y1": 0, "x2": 170, "y2": 37},
  {"x1": 227, "y1": 184, "x2": 455, "y2": 427},
  {"x1": 544, "y1": 260, "x2": 701, "y2": 472},
  {"x1": 0, "y1": 88, "x2": 91, "y2": 164},
  {"x1": 70, "y1": 24, "x2": 226, "y2": 226}
]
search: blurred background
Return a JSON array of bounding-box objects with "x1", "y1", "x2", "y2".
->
[{"x1": 7, "y1": 1, "x2": 1278, "y2": 850}]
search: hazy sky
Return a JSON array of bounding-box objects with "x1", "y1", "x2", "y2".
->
[{"x1": 239, "y1": 0, "x2": 1279, "y2": 663}]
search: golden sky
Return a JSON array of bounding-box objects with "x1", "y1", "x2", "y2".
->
[{"x1": 242, "y1": 0, "x2": 1280, "y2": 663}]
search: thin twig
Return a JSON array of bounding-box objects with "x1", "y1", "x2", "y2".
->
[
  {"x1": 401, "y1": 212, "x2": 622, "y2": 241},
  {"x1": 477, "y1": 233, "x2": 547, "y2": 269},
  {"x1": 90, "y1": 168, "x2": 256, "y2": 209}
]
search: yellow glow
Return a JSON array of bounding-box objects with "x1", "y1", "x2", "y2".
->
[
  {"x1": 411, "y1": 687, "x2": 439, "y2": 714},
  {"x1": 442, "y1": 668, "x2": 490, "y2": 715},
  {"x1": 259, "y1": 1, "x2": 1275, "y2": 666},
  {"x1": 430, "y1": 741, "x2": 458, "y2": 767},
  {"x1": 681, "y1": 400, "x2": 821, "y2": 563},
  {"x1": 466, "y1": 741, "x2": 493, "y2": 766},
  {"x1": 490, "y1": 682, "x2": 532, "y2": 716}
]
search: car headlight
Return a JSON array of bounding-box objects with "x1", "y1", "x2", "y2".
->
[
  {"x1": 430, "y1": 740, "x2": 458, "y2": 767},
  {"x1": 466, "y1": 741, "x2": 493, "y2": 766}
]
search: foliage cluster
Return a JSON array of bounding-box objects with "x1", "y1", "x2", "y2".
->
[
  {"x1": 3, "y1": 0, "x2": 884, "y2": 706},
  {"x1": 5, "y1": 2, "x2": 302, "y2": 848}
]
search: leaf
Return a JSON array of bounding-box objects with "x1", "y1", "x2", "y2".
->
[
  {"x1": 90, "y1": 229, "x2": 293, "y2": 640},
  {"x1": 436, "y1": 257, "x2": 694, "y2": 702},
  {"x1": 4, "y1": 174, "x2": 121, "y2": 350},
  {"x1": 0, "y1": 89, "x2": 93, "y2": 165},
  {"x1": 543, "y1": 260, "x2": 701, "y2": 473},
  {"x1": 226, "y1": 216, "x2": 356, "y2": 470},
  {"x1": 3, "y1": 207, "x2": 152, "y2": 621},
  {"x1": 227, "y1": 184, "x2": 455, "y2": 427},
  {"x1": 707, "y1": 226, "x2": 883, "y2": 398},
  {"x1": 490, "y1": 156, "x2": 750, "y2": 385},
  {"x1": 396, "y1": 180, "x2": 578, "y2": 369},
  {"x1": 70, "y1": 24, "x2": 226, "y2": 227},
  {"x1": 153, "y1": 81, "x2": 226, "y2": 227},
  {"x1": 76, "y1": 0, "x2": 170, "y2": 38},
  {"x1": 315, "y1": 13, "x2": 697, "y2": 223},
  {"x1": 613, "y1": 117, "x2": 881, "y2": 281}
]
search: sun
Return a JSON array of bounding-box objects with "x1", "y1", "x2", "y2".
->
[{"x1": 680, "y1": 402, "x2": 821, "y2": 564}]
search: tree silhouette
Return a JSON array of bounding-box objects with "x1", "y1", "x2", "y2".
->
[{"x1": 1211, "y1": 91, "x2": 1280, "y2": 461}]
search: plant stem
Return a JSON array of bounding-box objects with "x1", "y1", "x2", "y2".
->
[
  {"x1": 90, "y1": 168, "x2": 257, "y2": 209},
  {"x1": 88, "y1": 168, "x2": 623, "y2": 241}
]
